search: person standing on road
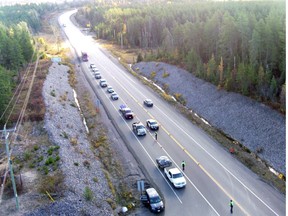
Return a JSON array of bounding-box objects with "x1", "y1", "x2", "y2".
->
[
  {"x1": 181, "y1": 160, "x2": 186, "y2": 171},
  {"x1": 154, "y1": 132, "x2": 157, "y2": 141},
  {"x1": 229, "y1": 200, "x2": 234, "y2": 214}
]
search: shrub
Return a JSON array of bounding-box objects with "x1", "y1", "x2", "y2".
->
[
  {"x1": 38, "y1": 171, "x2": 64, "y2": 194},
  {"x1": 42, "y1": 166, "x2": 49, "y2": 175},
  {"x1": 83, "y1": 160, "x2": 90, "y2": 169},
  {"x1": 162, "y1": 71, "x2": 170, "y2": 78},
  {"x1": 37, "y1": 156, "x2": 44, "y2": 162},
  {"x1": 136, "y1": 53, "x2": 143, "y2": 62},
  {"x1": 106, "y1": 198, "x2": 116, "y2": 210},
  {"x1": 50, "y1": 90, "x2": 56, "y2": 97},
  {"x1": 29, "y1": 162, "x2": 35, "y2": 168},
  {"x1": 70, "y1": 137, "x2": 78, "y2": 145},
  {"x1": 24, "y1": 151, "x2": 32, "y2": 161},
  {"x1": 45, "y1": 156, "x2": 55, "y2": 165},
  {"x1": 33, "y1": 145, "x2": 39, "y2": 151},
  {"x1": 60, "y1": 131, "x2": 68, "y2": 139},
  {"x1": 162, "y1": 83, "x2": 170, "y2": 93},
  {"x1": 150, "y1": 71, "x2": 156, "y2": 80},
  {"x1": 47, "y1": 147, "x2": 54, "y2": 155},
  {"x1": 83, "y1": 186, "x2": 93, "y2": 201},
  {"x1": 174, "y1": 93, "x2": 187, "y2": 106}
]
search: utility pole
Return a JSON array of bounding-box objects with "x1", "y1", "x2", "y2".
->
[{"x1": 3, "y1": 124, "x2": 19, "y2": 210}]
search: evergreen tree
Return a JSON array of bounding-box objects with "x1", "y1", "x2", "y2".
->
[
  {"x1": 218, "y1": 56, "x2": 224, "y2": 88},
  {"x1": 269, "y1": 76, "x2": 277, "y2": 102}
]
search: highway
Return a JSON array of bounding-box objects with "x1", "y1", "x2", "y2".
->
[{"x1": 59, "y1": 10, "x2": 285, "y2": 216}]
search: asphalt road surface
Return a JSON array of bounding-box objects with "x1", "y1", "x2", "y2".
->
[{"x1": 59, "y1": 10, "x2": 285, "y2": 216}]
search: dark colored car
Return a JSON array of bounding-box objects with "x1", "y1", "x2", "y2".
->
[
  {"x1": 156, "y1": 156, "x2": 172, "y2": 169},
  {"x1": 144, "y1": 99, "x2": 153, "y2": 107},
  {"x1": 146, "y1": 119, "x2": 159, "y2": 130},
  {"x1": 140, "y1": 188, "x2": 164, "y2": 213},
  {"x1": 120, "y1": 106, "x2": 134, "y2": 119}
]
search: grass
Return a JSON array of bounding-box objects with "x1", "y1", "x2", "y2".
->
[{"x1": 38, "y1": 171, "x2": 65, "y2": 195}]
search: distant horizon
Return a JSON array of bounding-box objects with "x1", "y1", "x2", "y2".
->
[{"x1": 0, "y1": 0, "x2": 76, "y2": 6}]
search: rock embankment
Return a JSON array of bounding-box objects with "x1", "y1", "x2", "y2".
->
[
  {"x1": 132, "y1": 61, "x2": 285, "y2": 174},
  {"x1": 32, "y1": 62, "x2": 113, "y2": 215}
]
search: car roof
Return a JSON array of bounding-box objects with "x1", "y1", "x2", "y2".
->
[
  {"x1": 146, "y1": 188, "x2": 160, "y2": 198},
  {"x1": 169, "y1": 168, "x2": 181, "y2": 174},
  {"x1": 147, "y1": 119, "x2": 157, "y2": 123},
  {"x1": 158, "y1": 156, "x2": 169, "y2": 160},
  {"x1": 133, "y1": 121, "x2": 142, "y2": 125}
]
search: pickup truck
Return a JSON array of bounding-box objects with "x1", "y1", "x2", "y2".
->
[
  {"x1": 132, "y1": 122, "x2": 147, "y2": 136},
  {"x1": 164, "y1": 167, "x2": 186, "y2": 188}
]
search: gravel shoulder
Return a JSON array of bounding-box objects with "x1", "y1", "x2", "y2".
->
[{"x1": 132, "y1": 61, "x2": 286, "y2": 175}]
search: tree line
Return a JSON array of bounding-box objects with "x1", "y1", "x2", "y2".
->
[
  {"x1": 78, "y1": 0, "x2": 285, "y2": 111},
  {"x1": 0, "y1": 3, "x2": 58, "y2": 124}
]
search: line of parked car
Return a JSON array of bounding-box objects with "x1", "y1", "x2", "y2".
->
[
  {"x1": 89, "y1": 63, "x2": 186, "y2": 213},
  {"x1": 90, "y1": 64, "x2": 119, "y2": 100}
]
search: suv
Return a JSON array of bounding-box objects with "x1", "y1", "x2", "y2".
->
[
  {"x1": 140, "y1": 188, "x2": 164, "y2": 213},
  {"x1": 132, "y1": 122, "x2": 147, "y2": 136},
  {"x1": 120, "y1": 107, "x2": 134, "y2": 119},
  {"x1": 146, "y1": 119, "x2": 159, "y2": 130}
]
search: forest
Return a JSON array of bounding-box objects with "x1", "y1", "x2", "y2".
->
[
  {"x1": 0, "y1": 3, "x2": 58, "y2": 124},
  {"x1": 77, "y1": 0, "x2": 286, "y2": 111}
]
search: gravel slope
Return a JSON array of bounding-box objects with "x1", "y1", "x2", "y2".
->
[
  {"x1": 39, "y1": 63, "x2": 113, "y2": 215},
  {"x1": 132, "y1": 61, "x2": 286, "y2": 174}
]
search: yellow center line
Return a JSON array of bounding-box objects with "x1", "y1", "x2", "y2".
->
[
  {"x1": 161, "y1": 120, "x2": 249, "y2": 216},
  {"x1": 108, "y1": 72, "x2": 249, "y2": 215}
]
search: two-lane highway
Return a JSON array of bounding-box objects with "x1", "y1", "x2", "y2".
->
[{"x1": 59, "y1": 10, "x2": 285, "y2": 216}]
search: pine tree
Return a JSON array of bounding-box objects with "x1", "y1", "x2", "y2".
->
[{"x1": 218, "y1": 57, "x2": 224, "y2": 88}]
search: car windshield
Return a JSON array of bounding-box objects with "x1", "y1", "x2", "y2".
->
[
  {"x1": 150, "y1": 196, "x2": 161, "y2": 204},
  {"x1": 173, "y1": 173, "x2": 183, "y2": 178},
  {"x1": 150, "y1": 121, "x2": 157, "y2": 125}
]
